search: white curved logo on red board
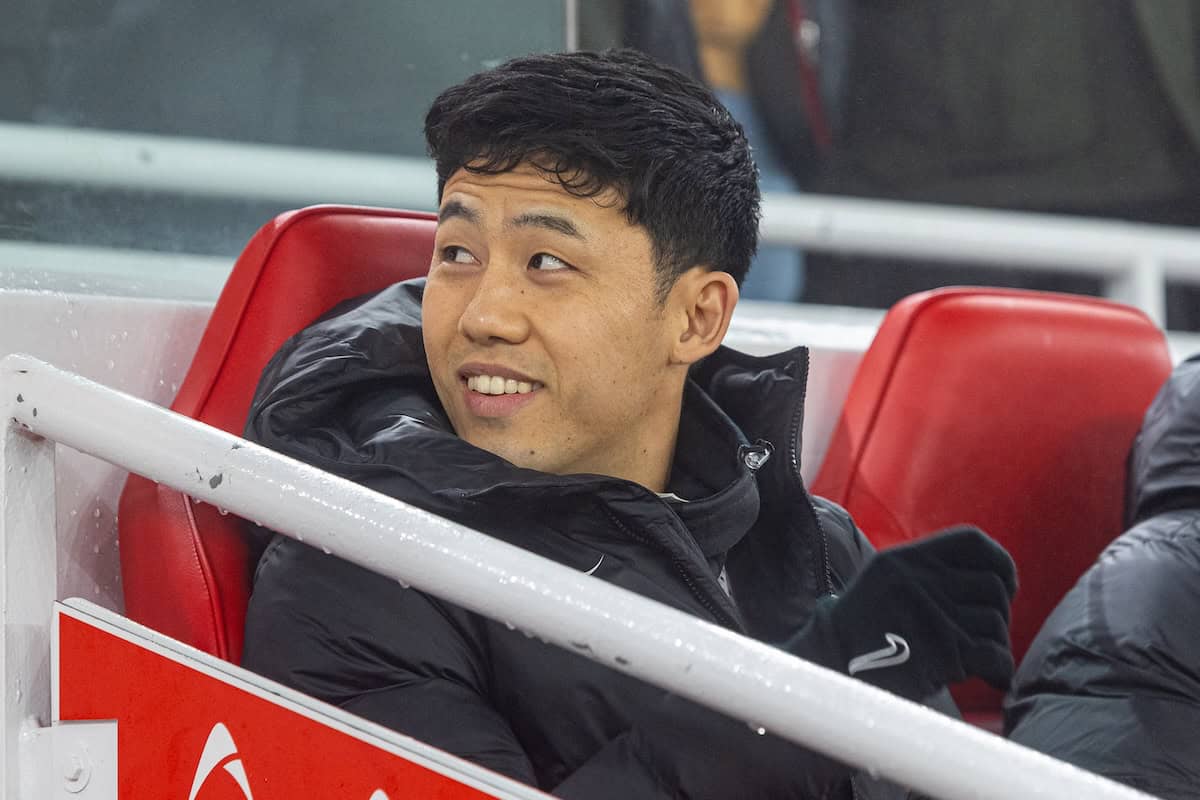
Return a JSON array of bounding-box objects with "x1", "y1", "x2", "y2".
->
[{"x1": 189, "y1": 723, "x2": 254, "y2": 800}]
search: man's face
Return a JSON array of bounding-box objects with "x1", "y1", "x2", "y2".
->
[{"x1": 422, "y1": 164, "x2": 685, "y2": 485}]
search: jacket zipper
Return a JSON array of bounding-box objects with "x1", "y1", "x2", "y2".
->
[
  {"x1": 599, "y1": 505, "x2": 741, "y2": 630},
  {"x1": 789, "y1": 349, "x2": 836, "y2": 597}
]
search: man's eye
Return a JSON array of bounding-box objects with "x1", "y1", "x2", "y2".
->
[
  {"x1": 441, "y1": 245, "x2": 476, "y2": 264},
  {"x1": 529, "y1": 253, "x2": 572, "y2": 271}
]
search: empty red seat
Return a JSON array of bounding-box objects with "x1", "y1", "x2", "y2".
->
[
  {"x1": 118, "y1": 205, "x2": 435, "y2": 663},
  {"x1": 811, "y1": 287, "x2": 1173, "y2": 730}
]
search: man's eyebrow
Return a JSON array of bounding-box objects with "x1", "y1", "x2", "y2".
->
[
  {"x1": 509, "y1": 212, "x2": 587, "y2": 240},
  {"x1": 439, "y1": 200, "x2": 480, "y2": 225}
]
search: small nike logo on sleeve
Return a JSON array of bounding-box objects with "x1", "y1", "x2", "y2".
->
[{"x1": 847, "y1": 633, "x2": 911, "y2": 675}]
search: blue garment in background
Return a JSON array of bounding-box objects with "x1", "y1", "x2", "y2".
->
[{"x1": 717, "y1": 88, "x2": 805, "y2": 302}]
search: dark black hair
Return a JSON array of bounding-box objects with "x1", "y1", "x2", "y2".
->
[{"x1": 424, "y1": 48, "x2": 760, "y2": 296}]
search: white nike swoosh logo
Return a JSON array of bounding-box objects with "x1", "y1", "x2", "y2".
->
[
  {"x1": 847, "y1": 633, "x2": 911, "y2": 675},
  {"x1": 584, "y1": 555, "x2": 604, "y2": 575}
]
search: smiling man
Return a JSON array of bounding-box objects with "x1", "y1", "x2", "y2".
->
[
  {"x1": 242, "y1": 50, "x2": 1017, "y2": 799},
  {"x1": 424, "y1": 165, "x2": 732, "y2": 490}
]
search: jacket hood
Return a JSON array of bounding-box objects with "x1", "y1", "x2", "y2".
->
[{"x1": 1127, "y1": 354, "x2": 1200, "y2": 526}]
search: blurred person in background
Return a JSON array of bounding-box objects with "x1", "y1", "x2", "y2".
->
[
  {"x1": 1005, "y1": 354, "x2": 1200, "y2": 800},
  {"x1": 587, "y1": 0, "x2": 851, "y2": 303}
]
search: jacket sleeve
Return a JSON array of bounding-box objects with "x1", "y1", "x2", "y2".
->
[
  {"x1": 242, "y1": 535, "x2": 537, "y2": 784},
  {"x1": 1005, "y1": 517, "x2": 1200, "y2": 799}
]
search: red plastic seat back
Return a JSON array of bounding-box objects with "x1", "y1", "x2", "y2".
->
[
  {"x1": 811, "y1": 287, "x2": 1172, "y2": 727},
  {"x1": 119, "y1": 206, "x2": 435, "y2": 663}
]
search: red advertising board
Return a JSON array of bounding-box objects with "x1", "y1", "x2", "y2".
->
[{"x1": 54, "y1": 602, "x2": 545, "y2": 800}]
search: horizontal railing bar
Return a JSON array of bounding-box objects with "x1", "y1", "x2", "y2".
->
[
  {"x1": 0, "y1": 353, "x2": 1157, "y2": 800},
  {"x1": 0, "y1": 122, "x2": 437, "y2": 210},
  {"x1": 760, "y1": 192, "x2": 1200, "y2": 281},
  {"x1": 3, "y1": 122, "x2": 1200, "y2": 282}
]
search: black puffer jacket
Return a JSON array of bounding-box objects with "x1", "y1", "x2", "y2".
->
[
  {"x1": 1005, "y1": 354, "x2": 1200, "y2": 798},
  {"x1": 241, "y1": 279, "x2": 950, "y2": 799}
]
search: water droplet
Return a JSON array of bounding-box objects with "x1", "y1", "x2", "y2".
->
[
  {"x1": 92, "y1": 544, "x2": 100, "y2": 555},
  {"x1": 69, "y1": 329, "x2": 79, "y2": 340},
  {"x1": 93, "y1": 508, "x2": 100, "y2": 518},
  {"x1": 105, "y1": 360, "x2": 115, "y2": 370}
]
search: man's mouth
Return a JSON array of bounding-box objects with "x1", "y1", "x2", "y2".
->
[{"x1": 466, "y1": 374, "x2": 540, "y2": 395}]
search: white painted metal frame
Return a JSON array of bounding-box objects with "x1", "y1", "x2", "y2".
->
[
  {"x1": 0, "y1": 353, "x2": 1161, "y2": 799},
  {"x1": 4, "y1": 121, "x2": 1200, "y2": 325},
  {"x1": 759, "y1": 192, "x2": 1200, "y2": 326}
]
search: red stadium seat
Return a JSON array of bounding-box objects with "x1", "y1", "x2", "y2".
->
[
  {"x1": 118, "y1": 206, "x2": 435, "y2": 663},
  {"x1": 811, "y1": 287, "x2": 1173, "y2": 731}
]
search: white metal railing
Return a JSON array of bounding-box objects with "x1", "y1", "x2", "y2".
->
[
  {"x1": 4, "y1": 121, "x2": 1200, "y2": 326},
  {"x1": 0, "y1": 353, "x2": 1159, "y2": 800}
]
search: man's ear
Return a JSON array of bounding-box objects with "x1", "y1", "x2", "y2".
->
[{"x1": 668, "y1": 267, "x2": 739, "y2": 366}]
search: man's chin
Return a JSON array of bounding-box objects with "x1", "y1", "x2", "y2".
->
[{"x1": 460, "y1": 430, "x2": 552, "y2": 473}]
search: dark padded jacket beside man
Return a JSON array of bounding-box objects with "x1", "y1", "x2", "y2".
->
[{"x1": 1006, "y1": 354, "x2": 1200, "y2": 799}]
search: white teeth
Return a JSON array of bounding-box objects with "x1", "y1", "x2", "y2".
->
[{"x1": 467, "y1": 374, "x2": 539, "y2": 395}]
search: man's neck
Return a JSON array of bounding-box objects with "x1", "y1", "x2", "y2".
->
[
  {"x1": 590, "y1": 390, "x2": 683, "y2": 494},
  {"x1": 610, "y1": 413, "x2": 679, "y2": 493}
]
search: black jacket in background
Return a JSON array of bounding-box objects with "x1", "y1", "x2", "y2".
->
[
  {"x1": 241, "y1": 279, "x2": 951, "y2": 799},
  {"x1": 1005, "y1": 354, "x2": 1200, "y2": 799}
]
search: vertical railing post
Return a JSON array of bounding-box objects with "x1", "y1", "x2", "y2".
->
[
  {"x1": 1, "y1": 369, "x2": 58, "y2": 800},
  {"x1": 1107, "y1": 256, "x2": 1167, "y2": 327}
]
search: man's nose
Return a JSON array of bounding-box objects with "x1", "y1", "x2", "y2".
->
[{"x1": 457, "y1": 263, "x2": 532, "y2": 345}]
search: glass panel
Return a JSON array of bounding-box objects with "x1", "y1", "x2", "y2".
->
[{"x1": 0, "y1": 0, "x2": 567, "y2": 292}]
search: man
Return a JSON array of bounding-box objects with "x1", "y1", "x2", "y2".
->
[
  {"x1": 242, "y1": 49, "x2": 1016, "y2": 798},
  {"x1": 1006, "y1": 355, "x2": 1200, "y2": 799}
]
